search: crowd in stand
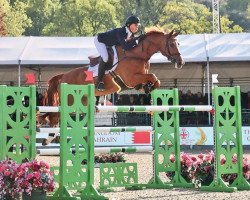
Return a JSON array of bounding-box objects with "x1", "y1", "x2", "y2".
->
[
  {"x1": 114, "y1": 90, "x2": 250, "y2": 126},
  {"x1": 7, "y1": 80, "x2": 250, "y2": 126}
]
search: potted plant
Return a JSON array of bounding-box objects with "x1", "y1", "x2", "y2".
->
[
  {"x1": 17, "y1": 160, "x2": 55, "y2": 200},
  {"x1": 166, "y1": 151, "x2": 250, "y2": 187},
  {"x1": 0, "y1": 159, "x2": 22, "y2": 200}
]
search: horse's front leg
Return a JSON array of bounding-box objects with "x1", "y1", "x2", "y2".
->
[
  {"x1": 41, "y1": 113, "x2": 60, "y2": 145},
  {"x1": 132, "y1": 73, "x2": 160, "y2": 94}
]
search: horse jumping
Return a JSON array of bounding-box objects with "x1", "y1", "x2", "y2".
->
[{"x1": 37, "y1": 28, "x2": 184, "y2": 145}]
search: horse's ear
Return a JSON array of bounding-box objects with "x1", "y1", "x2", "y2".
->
[
  {"x1": 173, "y1": 30, "x2": 180, "y2": 37},
  {"x1": 169, "y1": 30, "x2": 174, "y2": 37}
]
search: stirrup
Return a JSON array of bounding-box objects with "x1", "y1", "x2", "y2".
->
[{"x1": 97, "y1": 82, "x2": 105, "y2": 91}]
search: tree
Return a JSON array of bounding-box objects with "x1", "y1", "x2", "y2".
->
[
  {"x1": 225, "y1": 0, "x2": 250, "y2": 32},
  {"x1": 159, "y1": 1, "x2": 213, "y2": 34},
  {"x1": 23, "y1": 0, "x2": 61, "y2": 36},
  {"x1": 158, "y1": 0, "x2": 243, "y2": 34},
  {"x1": 43, "y1": 0, "x2": 119, "y2": 36},
  {"x1": 117, "y1": 0, "x2": 169, "y2": 29},
  {"x1": 0, "y1": 0, "x2": 31, "y2": 36},
  {"x1": 0, "y1": 4, "x2": 7, "y2": 36},
  {"x1": 220, "y1": 16, "x2": 243, "y2": 33}
]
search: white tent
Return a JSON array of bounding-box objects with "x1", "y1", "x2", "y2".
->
[
  {"x1": 0, "y1": 33, "x2": 250, "y2": 86},
  {"x1": 1, "y1": 33, "x2": 249, "y2": 65}
]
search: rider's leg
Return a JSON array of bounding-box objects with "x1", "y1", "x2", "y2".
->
[
  {"x1": 96, "y1": 58, "x2": 107, "y2": 91},
  {"x1": 94, "y1": 36, "x2": 108, "y2": 91}
]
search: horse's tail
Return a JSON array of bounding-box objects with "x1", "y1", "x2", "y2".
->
[{"x1": 37, "y1": 74, "x2": 63, "y2": 126}]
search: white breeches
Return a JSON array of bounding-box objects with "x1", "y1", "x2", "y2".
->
[{"x1": 94, "y1": 36, "x2": 109, "y2": 62}]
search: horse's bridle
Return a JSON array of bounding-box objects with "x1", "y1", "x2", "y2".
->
[
  {"x1": 141, "y1": 35, "x2": 183, "y2": 69},
  {"x1": 164, "y1": 38, "x2": 182, "y2": 68}
]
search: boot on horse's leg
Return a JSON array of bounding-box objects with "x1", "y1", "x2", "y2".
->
[
  {"x1": 96, "y1": 58, "x2": 107, "y2": 91},
  {"x1": 143, "y1": 82, "x2": 154, "y2": 94},
  {"x1": 42, "y1": 133, "x2": 56, "y2": 146}
]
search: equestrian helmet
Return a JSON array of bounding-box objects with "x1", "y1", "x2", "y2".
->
[{"x1": 125, "y1": 15, "x2": 140, "y2": 26}]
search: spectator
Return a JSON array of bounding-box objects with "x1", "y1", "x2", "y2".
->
[
  {"x1": 115, "y1": 95, "x2": 124, "y2": 105},
  {"x1": 137, "y1": 94, "x2": 150, "y2": 105},
  {"x1": 184, "y1": 90, "x2": 195, "y2": 124},
  {"x1": 9, "y1": 81, "x2": 15, "y2": 86},
  {"x1": 128, "y1": 95, "x2": 138, "y2": 105},
  {"x1": 194, "y1": 92, "x2": 207, "y2": 125},
  {"x1": 179, "y1": 90, "x2": 186, "y2": 105},
  {"x1": 195, "y1": 92, "x2": 205, "y2": 105},
  {"x1": 185, "y1": 90, "x2": 194, "y2": 105},
  {"x1": 36, "y1": 92, "x2": 44, "y2": 106},
  {"x1": 247, "y1": 91, "x2": 250, "y2": 109}
]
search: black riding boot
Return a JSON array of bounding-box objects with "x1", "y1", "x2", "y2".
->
[{"x1": 96, "y1": 59, "x2": 106, "y2": 91}]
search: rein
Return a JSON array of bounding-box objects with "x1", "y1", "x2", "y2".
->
[{"x1": 164, "y1": 38, "x2": 181, "y2": 63}]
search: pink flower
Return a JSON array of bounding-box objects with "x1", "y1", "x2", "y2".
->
[
  {"x1": 170, "y1": 154, "x2": 175, "y2": 163},
  {"x1": 204, "y1": 165, "x2": 211, "y2": 172},
  {"x1": 3, "y1": 171, "x2": 11, "y2": 176},
  {"x1": 0, "y1": 165, "x2": 7, "y2": 172},
  {"x1": 221, "y1": 158, "x2": 226, "y2": 165},
  {"x1": 27, "y1": 173, "x2": 34, "y2": 180},
  {"x1": 40, "y1": 161, "x2": 50, "y2": 169},
  {"x1": 34, "y1": 171, "x2": 41, "y2": 179},
  {"x1": 198, "y1": 154, "x2": 204, "y2": 160},
  {"x1": 191, "y1": 156, "x2": 197, "y2": 162},
  {"x1": 232, "y1": 154, "x2": 237, "y2": 163}
]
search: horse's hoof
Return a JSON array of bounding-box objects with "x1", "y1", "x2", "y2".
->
[
  {"x1": 55, "y1": 136, "x2": 60, "y2": 143},
  {"x1": 134, "y1": 84, "x2": 143, "y2": 90},
  {"x1": 42, "y1": 139, "x2": 49, "y2": 146},
  {"x1": 149, "y1": 86, "x2": 155, "y2": 93},
  {"x1": 143, "y1": 83, "x2": 153, "y2": 94}
]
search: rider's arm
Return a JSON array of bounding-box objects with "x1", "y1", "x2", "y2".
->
[{"x1": 117, "y1": 28, "x2": 138, "y2": 51}]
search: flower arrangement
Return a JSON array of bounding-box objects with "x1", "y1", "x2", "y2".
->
[
  {"x1": 193, "y1": 150, "x2": 215, "y2": 186},
  {"x1": 95, "y1": 153, "x2": 126, "y2": 163},
  {"x1": 0, "y1": 159, "x2": 22, "y2": 200},
  {"x1": 17, "y1": 160, "x2": 55, "y2": 196},
  {"x1": 166, "y1": 151, "x2": 250, "y2": 187}
]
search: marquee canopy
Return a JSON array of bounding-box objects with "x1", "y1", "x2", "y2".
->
[{"x1": 0, "y1": 33, "x2": 250, "y2": 65}]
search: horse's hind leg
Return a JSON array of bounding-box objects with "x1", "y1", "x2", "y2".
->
[{"x1": 133, "y1": 73, "x2": 160, "y2": 93}]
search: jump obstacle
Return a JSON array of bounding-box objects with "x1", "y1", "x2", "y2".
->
[
  {"x1": 1, "y1": 84, "x2": 250, "y2": 200},
  {"x1": 36, "y1": 126, "x2": 153, "y2": 155}
]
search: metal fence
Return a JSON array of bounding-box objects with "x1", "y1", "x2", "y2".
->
[{"x1": 95, "y1": 110, "x2": 250, "y2": 127}]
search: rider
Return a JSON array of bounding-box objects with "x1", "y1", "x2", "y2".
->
[{"x1": 94, "y1": 15, "x2": 144, "y2": 91}]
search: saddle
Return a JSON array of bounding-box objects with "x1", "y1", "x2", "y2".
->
[
  {"x1": 88, "y1": 47, "x2": 114, "y2": 70},
  {"x1": 88, "y1": 47, "x2": 132, "y2": 92}
]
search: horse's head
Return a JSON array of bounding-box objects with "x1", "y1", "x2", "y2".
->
[
  {"x1": 162, "y1": 30, "x2": 185, "y2": 69},
  {"x1": 143, "y1": 28, "x2": 184, "y2": 69}
]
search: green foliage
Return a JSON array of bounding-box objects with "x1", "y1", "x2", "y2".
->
[
  {"x1": 43, "y1": 0, "x2": 119, "y2": 36},
  {"x1": 225, "y1": 0, "x2": 250, "y2": 32},
  {"x1": 159, "y1": 0, "x2": 213, "y2": 34},
  {"x1": 158, "y1": 0, "x2": 243, "y2": 34},
  {"x1": 0, "y1": 0, "x2": 31, "y2": 36},
  {"x1": 220, "y1": 16, "x2": 243, "y2": 33},
  {"x1": 24, "y1": 0, "x2": 61, "y2": 36},
  {"x1": 0, "y1": 0, "x2": 248, "y2": 36},
  {"x1": 117, "y1": 0, "x2": 167, "y2": 28},
  {"x1": 0, "y1": 3, "x2": 7, "y2": 36}
]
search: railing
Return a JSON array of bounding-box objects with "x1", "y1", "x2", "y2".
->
[{"x1": 95, "y1": 110, "x2": 250, "y2": 127}]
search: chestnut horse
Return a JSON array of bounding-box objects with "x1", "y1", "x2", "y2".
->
[{"x1": 38, "y1": 27, "x2": 184, "y2": 145}]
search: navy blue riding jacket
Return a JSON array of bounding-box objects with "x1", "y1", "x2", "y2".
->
[{"x1": 97, "y1": 26, "x2": 137, "y2": 51}]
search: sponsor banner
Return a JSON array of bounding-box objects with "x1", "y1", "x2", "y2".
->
[
  {"x1": 180, "y1": 126, "x2": 250, "y2": 145},
  {"x1": 37, "y1": 127, "x2": 250, "y2": 146},
  {"x1": 95, "y1": 131, "x2": 152, "y2": 146},
  {"x1": 94, "y1": 126, "x2": 250, "y2": 146}
]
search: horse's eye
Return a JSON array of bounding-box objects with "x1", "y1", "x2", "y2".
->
[{"x1": 170, "y1": 43, "x2": 175, "y2": 48}]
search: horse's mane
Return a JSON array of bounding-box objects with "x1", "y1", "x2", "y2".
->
[{"x1": 145, "y1": 26, "x2": 165, "y2": 36}]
